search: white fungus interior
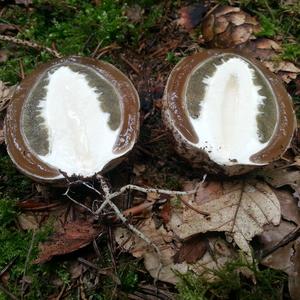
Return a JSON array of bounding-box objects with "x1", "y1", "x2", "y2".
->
[
  {"x1": 188, "y1": 57, "x2": 271, "y2": 165},
  {"x1": 36, "y1": 66, "x2": 120, "y2": 177}
]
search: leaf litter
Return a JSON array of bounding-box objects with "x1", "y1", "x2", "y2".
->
[
  {"x1": 0, "y1": 1, "x2": 300, "y2": 299},
  {"x1": 169, "y1": 180, "x2": 281, "y2": 254}
]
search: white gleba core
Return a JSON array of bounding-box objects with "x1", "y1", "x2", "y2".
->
[
  {"x1": 37, "y1": 66, "x2": 120, "y2": 177},
  {"x1": 189, "y1": 57, "x2": 268, "y2": 165}
]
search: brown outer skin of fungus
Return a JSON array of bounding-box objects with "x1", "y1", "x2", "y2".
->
[
  {"x1": 4, "y1": 56, "x2": 140, "y2": 183},
  {"x1": 162, "y1": 49, "x2": 296, "y2": 176}
]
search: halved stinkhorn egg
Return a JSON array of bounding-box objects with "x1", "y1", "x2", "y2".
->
[
  {"x1": 5, "y1": 56, "x2": 140, "y2": 182},
  {"x1": 163, "y1": 50, "x2": 296, "y2": 175}
]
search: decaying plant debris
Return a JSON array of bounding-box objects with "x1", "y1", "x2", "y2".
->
[{"x1": 0, "y1": 1, "x2": 300, "y2": 299}]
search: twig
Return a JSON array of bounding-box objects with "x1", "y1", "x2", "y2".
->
[
  {"x1": 78, "y1": 257, "x2": 120, "y2": 284},
  {"x1": 120, "y1": 54, "x2": 140, "y2": 75},
  {"x1": 66, "y1": 176, "x2": 174, "y2": 281},
  {"x1": 0, "y1": 257, "x2": 17, "y2": 277},
  {"x1": 55, "y1": 284, "x2": 66, "y2": 300},
  {"x1": 64, "y1": 176, "x2": 203, "y2": 282},
  {"x1": 91, "y1": 40, "x2": 103, "y2": 58},
  {"x1": 94, "y1": 183, "x2": 198, "y2": 215},
  {"x1": 21, "y1": 231, "x2": 36, "y2": 300},
  {"x1": 0, "y1": 285, "x2": 19, "y2": 300},
  {"x1": 178, "y1": 196, "x2": 209, "y2": 216},
  {"x1": 231, "y1": 180, "x2": 245, "y2": 232},
  {"x1": 0, "y1": 35, "x2": 62, "y2": 58},
  {"x1": 261, "y1": 226, "x2": 300, "y2": 258},
  {"x1": 95, "y1": 43, "x2": 120, "y2": 59},
  {"x1": 203, "y1": 3, "x2": 220, "y2": 19},
  {"x1": 63, "y1": 187, "x2": 94, "y2": 215}
]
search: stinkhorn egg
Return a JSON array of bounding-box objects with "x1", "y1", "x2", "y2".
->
[
  {"x1": 163, "y1": 50, "x2": 296, "y2": 175},
  {"x1": 5, "y1": 56, "x2": 140, "y2": 181}
]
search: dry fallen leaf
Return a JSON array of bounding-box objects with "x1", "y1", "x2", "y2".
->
[
  {"x1": 237, "y1": 38, "x2": 282, "y2": 60},
  {"x1": 261, "y1": 235, "x2": 300, "y2": 300},
  {"x1": 258, "y1": 168, "x2": 300, "y2": 202},
  {"x1": 35, "y1": 220, "x2": 102, "y2": 263},
  {"x1": 168, "y1": 180, "x2": 281, "y2": 254},
  {"x1": 178, "y1": 4, "x2": 207, "y2": 31},
  {"x1": 261, "y1": 238, "x2": 296, "y2": 275},
  {"x1": 289, "y1": 239, "x2": 300, "y2": 300},
  {"x1": 237, "y1": 183, "x2": 300, "y2": 300},
  {"x1": 173, "y1": 234, "x2": 207, "y2": 264},
  {"x1": 264, "y1": 61, "x2": 300, "y2": 74},
  {"x1": 125, "y1": 4, "x2": 144, "y2": 24},
  {"x1": 115, "y1": 217, "x2": 235, "y2": 284},
  {"x1": 115, "y1": 217, "x2": 186, "y2": 284},
  {"x1": 17, "y1": 213, "x2": 40, "y2": 231},
  {"x1": 259, "y1": 220, "x2": 297, "y2": 254},
  {"x1": 274, "y1": 189, "x2": 300, "y2": 225},
  {"x1": 263, "y1": 61, "x2": 300, "y2": 83},
  {"x1": 0, "y1": 81, "x2": 17, "y2": 112}
]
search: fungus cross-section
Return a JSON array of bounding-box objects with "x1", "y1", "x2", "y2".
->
[
  {"x1": 186, "y1": 57, "x2": 277, "y2": 165},
  {"x1": 22, "y1": 65, "x2": 121, "y2": 176}
]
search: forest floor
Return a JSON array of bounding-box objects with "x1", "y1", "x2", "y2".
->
[{"x1": 0, "y1": 0, "x2": 300, "y2": 299}]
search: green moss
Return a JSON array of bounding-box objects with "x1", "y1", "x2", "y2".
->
[
  {"x1": 166, "y1": 52, "x2": 181, "y2": 65},
  {"x1": 0, "y1": 0, "x2": 163, "y2": 84},
  {"x1": 118, "y1": 262, "x2": 139, "y2": 292},
  {"x1": 0, "y1": 155, "x2": 32, "y2": 199},
  {"x1": 282, "y1": 43, "x2": 300, "y2": 62},
  {"x1": 176, "y1": 256, "x2": 287, "y2": 300},
  {"x1": 256, "y1": 14, "x2": 279, "y2": 38},
  {"x1": 0, "y1": 196, "x2": 64, "y2": 299}
]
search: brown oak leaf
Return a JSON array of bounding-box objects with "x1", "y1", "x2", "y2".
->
[{"x1": 35, "y1": 220, "x2": 101, "y2": 263}]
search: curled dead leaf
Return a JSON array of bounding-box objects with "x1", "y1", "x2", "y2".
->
[{"x1": 168, "y1": 180, "x2": 281, "y2": 254}]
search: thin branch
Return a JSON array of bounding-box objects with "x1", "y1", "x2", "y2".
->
[
  {"x1": 64, "y1": 175, "x2": 206, "y2": 282},
  {"x1": 21, "y1": 231, "x2": 36, "y2": 300},
  {"x1": 261, "y1": 226, "x2": 300, "y2": 258},
  {"x1": 55, "y1": 284, "x2": 66, "y2": 300},
  {"x1": 0, "y1": 285, "x2": 19, "y2": 300},
  {"x1": 94, "y1": 183, "x2": 198, "y2": 215},
  {"x1": 231, "y1": 180, "x2": 245, "y2": 232},
  {"x1": 65, "y1": 176, "x2": 167, "y2": 281},
  {"x1": 0, "y1": 257, "x2": 17, "y2": 277},
  {"x1": 63, "y1": 187, "x2": 94, "y2": 215},
  {"x1": 178, "y1": 196, "x2": 209, "y2": 216},
  {"x1": 0, "y1": 35, "x2": 62, "y2": 58}
]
